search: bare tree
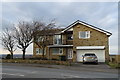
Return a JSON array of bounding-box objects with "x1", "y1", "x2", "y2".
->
[
  {"x1": 14, "y1": 21, "x2": 33, "y2": 60},
  {"x1": 2, "y1": 28, "x2": 16, "y2": 59},
  {"x1": 33, "y1": 20, "x2": 58, "y2": 59},
  {"x1": 13, "y1": 20, "x2": 58, "y2": 60}
]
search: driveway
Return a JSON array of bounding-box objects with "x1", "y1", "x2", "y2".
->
[
  {"x1": 72, "y1": 62, "x2": 109, "y2": 68},
  {"x1": 70, "y1": 62, "x2": 118, "y2": 73}
]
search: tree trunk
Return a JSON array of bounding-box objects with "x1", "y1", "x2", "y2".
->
[
  {"x1": 11, "y1": 52, "x2": 13, "y2": 59},
  {"x1": 22, "y1": 49, "x2": 26, "y2": 60}
]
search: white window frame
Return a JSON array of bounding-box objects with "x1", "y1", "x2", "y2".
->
[
  {"x1": 36, "y1": 48, "x2": 39, "y2": 55},
  {"x1": 79, "y1": 31, "x2": 90, "y2": 39},
  {"x1": 52, "y1": 48, "x2": 63, "y2": 55},
  {"x1": 59, "y1": 48, "x2": 63, "y2": 55},
  {"x1": 53, "y1": 35, "x2": 62, "y2": 45},
  {"x1": 36, "y1": 48, "x2": 46, "y2": 55}
]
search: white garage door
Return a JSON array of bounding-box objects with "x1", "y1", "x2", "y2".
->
[{"x1": 77, "y1": 50, "x2": 105, "y2": 62}]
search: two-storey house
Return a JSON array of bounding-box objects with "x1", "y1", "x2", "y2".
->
[{"x1": 33, "y1": 20, "x2": 112, "y2": 62}]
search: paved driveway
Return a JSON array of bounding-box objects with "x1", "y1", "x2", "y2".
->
[
  {"x1": 72, "y1": 63, "x2": 110, "y2": 69},
  {"x1": 70, "y1": 63, "x2": 118, "y2": 73}
]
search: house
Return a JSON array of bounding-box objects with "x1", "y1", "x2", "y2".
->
[{"x1": 33, "y1": 20, "x2": 112, "y2": 62}]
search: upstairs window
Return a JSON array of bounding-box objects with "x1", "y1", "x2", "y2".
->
[
  {"x1": 37, "y1": 36, "x2": 47, "y2": 42},
  {"x1": 54, "y1": 35, "x2": 62, "y2": 45},
  {"x1": 79, "y1": 31, "x2": 90, "y2": 39},
  {"x1": 67, "y1": 34, "x2": 73, "y2": 40}
]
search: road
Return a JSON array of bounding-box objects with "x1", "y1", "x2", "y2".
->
[{"x1": 2, "y1": 63, "x2": 118, "y2": 78}]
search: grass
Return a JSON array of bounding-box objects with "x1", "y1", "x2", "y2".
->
[{"x1": 107, "y1": 62, "x2": 120, "y2": 69}]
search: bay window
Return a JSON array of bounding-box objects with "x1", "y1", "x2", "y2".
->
[{"x1": 52, "y1": 48, "x2": 63, "y2": 55}]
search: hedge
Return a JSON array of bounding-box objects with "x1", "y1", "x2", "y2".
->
[{"x1": 2, "y1": 59, "x2": 71, "y2": 66}]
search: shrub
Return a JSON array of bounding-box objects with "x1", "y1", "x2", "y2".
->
[
  {"x1": 2, "y1": 59, "x2": 70, "y2": 66},
  {"x1": 59, "y1": 55, "x2": 66, "y2": 61},
  {"x1": 108, "y1": 62, "x2": 120, "y2": 68},
  {"x1": 52, "y1": 58, "x2": 59, "y2": 61},
  {"x1": 6, "y1": 54, "x2": 11, "y2": 59}
]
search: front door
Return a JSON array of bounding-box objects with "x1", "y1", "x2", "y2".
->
[{"x1": 67, "y1": 49, "x2": 73, "y2": 59}]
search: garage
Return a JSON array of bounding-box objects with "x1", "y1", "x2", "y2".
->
[{"x1": 76, "y1": 46, "x2": 105, "y2": 62}]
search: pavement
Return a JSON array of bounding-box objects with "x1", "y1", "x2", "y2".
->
[{"x1": 1, "y1": 63, "x2": 119, "y2": 79}]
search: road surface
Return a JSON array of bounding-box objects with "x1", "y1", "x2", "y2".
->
[{"x1": 2, "y1": 63, "x2": 118, "y2": 78}]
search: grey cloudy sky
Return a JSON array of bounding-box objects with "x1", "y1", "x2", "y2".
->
[{"x1": 1, "y1": 2, "x2": 118, "y2": 54}]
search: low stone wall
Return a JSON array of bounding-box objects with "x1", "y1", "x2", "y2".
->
[
  {"x1": 115, "y1": 55, "x2": 120, "y2": 63},
  {"x1": 110, "y1": 55, "x2": 120, "y2": 63}
]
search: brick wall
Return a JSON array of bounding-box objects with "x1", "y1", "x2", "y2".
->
[{"x1": 73, "y1": 24, "x2": 110, "y2": 62}]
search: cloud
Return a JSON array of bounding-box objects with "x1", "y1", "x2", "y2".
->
[
  {"x1": 1, "y1": 2, "x2": 118, "y2": 54},
  {"x1": 2, "y1": 0, "x2": 119, "y2": 2},
  {"x1": 97, "y1": 14, "x2": 117, "y2": 30}
]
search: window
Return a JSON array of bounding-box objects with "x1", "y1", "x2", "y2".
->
[
  {"x1": 36, "y1": 48, "x2": 39, "y2": 54},
  {"x1": 79, "y1": 31, "x2": 90, "y2": 39},
  {"x1": 59, "y1": 48, "x2": 63, "y2": 54},
  {"x1": 39, "y1": 48, "x2": 43, "y2": 54},
  {"x1": 67, "y1": 34, "x2": 73, "y2": 40},
  {"x1": 36, "y1": 48, "x2": 46, "y2": 55},
  {"x1": 84, "y1": 53, "x2": 96, "y2": 56},
  {"x1": 52, "y1": 48, "x2": 63, "y2": 55},
  {"x1": 54, "y1": 35, "x2": 62, "y2": 45},
  {"x1": 37, "y1": 36, "x2": 46, "y2": 42}
]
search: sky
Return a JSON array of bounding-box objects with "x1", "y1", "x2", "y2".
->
[{"x1": 1, "y1": 2, "x2": 118, "y2": 55}]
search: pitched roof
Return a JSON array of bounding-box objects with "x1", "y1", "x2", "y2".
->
[
  {"x1": 61, "y1": 20, "x2": 112, "y2": 36},
  {"x1": 34, "y1": 28, "x2": 63, "y2": 36}
]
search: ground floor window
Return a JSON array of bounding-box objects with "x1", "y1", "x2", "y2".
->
[
  {"x1": 36, "y1": 48, "x2": 46, "y2": 55},
  {"x1": 52, "y1": 48, "x2": 63, "y2": 55}
]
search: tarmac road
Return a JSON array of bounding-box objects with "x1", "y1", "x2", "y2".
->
[{"x1": 1, "y1": 63, "x2": 118, "y2": 79}]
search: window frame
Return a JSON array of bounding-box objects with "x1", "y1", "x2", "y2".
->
[
  {"x1": 36, "y1": 48, "x2": 39, "y2": 55},
  {"x1": 53, "y1": 35, "x2": 62, "y2": 45},
  {"x1": 36, "y1": 48, "x2": 46, "y2": 55},
  {"x1": 79, "y1": 31, "x2": 90, "y2": 39},
  {"x1": 67, "y1": 34, "x2": 73, "y2": 40},
  {"x1": 52, "y1": 48, "x2": 63, "y2": 55}
]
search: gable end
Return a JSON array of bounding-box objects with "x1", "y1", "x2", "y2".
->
[{"x1": 61, "y1": 20, "x2": 112, "y2": 36}]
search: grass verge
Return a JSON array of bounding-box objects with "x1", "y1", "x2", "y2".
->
[{"x1": 107, "y1": 62, "x2": 120, "y2": 69}]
